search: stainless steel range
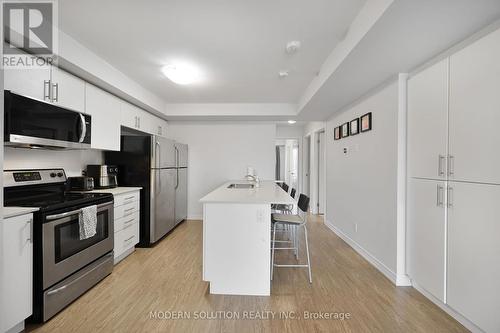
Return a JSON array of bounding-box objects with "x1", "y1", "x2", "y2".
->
[{"x1": 3, "y1": 169, "x2": 114, "y2": 322}]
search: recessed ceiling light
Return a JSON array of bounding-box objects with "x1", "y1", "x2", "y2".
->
[
  {"x1": 162, "y1": 62, "x2": 201, "y2": 85},
  {"x1": 285, "y1": 41, "x2": 301, "y2": 54},
  {"x1": 288, "y1": 120, "x2": 297, "y2": 124}
]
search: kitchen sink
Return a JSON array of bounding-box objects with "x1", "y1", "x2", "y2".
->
[{"x1": 227, "y1": 183, "x2": 255, "y2": 189}]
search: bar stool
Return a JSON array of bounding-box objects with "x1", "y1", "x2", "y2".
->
[
  {"x1": 274, "y1": 187, "x2": 296, "y2": 214},
  {"x1": 271, "y1": 194, "x2": 312, "y2": 283}
]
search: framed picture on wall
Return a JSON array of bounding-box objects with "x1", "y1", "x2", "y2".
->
[
  {"x1": 361, "y1": 112, "x2": 372, "y2": 132},
  {"x1": 350, "y1": 118, "x2": 360, "y2": 135},
  {"x1": 334, "y1": 126, "x2": 341, "y2": 140},
  {"x1": 341, "y1": 122, "x2": 350, "y2": 138}
]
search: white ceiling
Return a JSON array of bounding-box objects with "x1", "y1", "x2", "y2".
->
[
  {"x1": 298, "y1": 0, "x2": 500, "y2": 120},
  {"x1": 59, "y1": 0, "x2": 366, "y2": 103}
]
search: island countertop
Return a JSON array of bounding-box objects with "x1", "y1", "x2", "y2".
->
[{"x1": 200, "y1": 180, "x2": 294, "y2": 205}]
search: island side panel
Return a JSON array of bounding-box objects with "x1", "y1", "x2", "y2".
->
[{"x1": 202, "y1": 202, "x2": 271, "y2": 296}]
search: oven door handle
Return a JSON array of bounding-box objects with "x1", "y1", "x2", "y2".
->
[
  {"x1": 46, "y1": 208, "x2": 83, "y2": 220},
  {"x1": 45, "y1": 202, "x2": 112, "y2": 221}
]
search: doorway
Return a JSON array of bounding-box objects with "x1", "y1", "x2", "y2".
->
[
  {"x1": 304, "y1": 136, "x2": 311, "y2": 196},
  {"x1": 275, "y1": 139, "x2": 299, "y2": 191},
  {"x1": 316, "y1": 131, "x2": 325, "y2": 214}
]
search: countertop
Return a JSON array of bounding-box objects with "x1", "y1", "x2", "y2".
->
[
  {"x1": 200, "y1": 180, "x2": 295, "y2": 204},
  {"x1": 72, "y1": 187, "x2": 142, "y2": 196},
  {"x1": 3, "y1": 206, "x2": 39, "y2": 219}
]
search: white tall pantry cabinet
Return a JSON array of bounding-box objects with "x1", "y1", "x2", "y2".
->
[{"x1": 407, "y1": 27, "x2": 500, "y2": 333}]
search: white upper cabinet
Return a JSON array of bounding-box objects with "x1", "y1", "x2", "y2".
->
[
  {"x1": 449, "y1": 28, "x2": 500, "y2": 185},
  {"x1": 120, "y1": 101, "x2": 167, "y2": 136},
  {"x1": 50, "y1": 66, "x2": 85, "y2": 112},
  {"x1": 447, "y1": 181, "x2": 500, "y2": 333},
  {"x1": 4, "y1": 66, "x2": 51, "y2": 101},
  {"x1": 120, "y1": 101, "x2": 139, "y2": 130},
  {"x1": 407, "y1": 58, "x2": 449, "y2": 180},
  {"x1": 85, "y1": 84, "x2": 121, "y2": 151}
]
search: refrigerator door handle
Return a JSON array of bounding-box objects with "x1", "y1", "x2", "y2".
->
[
  {"x1": 155, "y1": 141, "x2": 161, "y2": 169},
  {"x1": 175, "y1": 169, "x2": 178, "y2": 189}
]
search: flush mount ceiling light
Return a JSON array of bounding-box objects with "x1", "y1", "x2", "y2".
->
[
  {"x1": 288, "y1": 120, "x2": 297, "y2": 124},
  {"x1": 162, "y1": 62, "x2": 202, "y2": 85}
]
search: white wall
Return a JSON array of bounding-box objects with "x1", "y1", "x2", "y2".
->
[
  {"x1": 4, "y1": 148, "x2": 103, "y2": 177},
  {"x1": 166, "y1": 122, "x2": 276, "y2": 219},
  {"x1": 325, "y1": 81, "x2": 399, "y2": 277}
]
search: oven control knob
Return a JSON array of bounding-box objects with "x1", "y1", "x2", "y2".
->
[
  {"x1": 50, "y1": 172, "x2": 56, "y2": 178},
  {"x1": 57, "y1": 172, "x2": 64, "y2": 177}
]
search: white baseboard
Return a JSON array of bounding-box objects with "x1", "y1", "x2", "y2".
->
[
  {"x1": 324, "y1": 219, "x2": 397, "y2": 284},
  {"x1": 412, "y1": 282, "x2": 483, "y2": 333},
  {"x1": 187, "y1": 215, "x2": 203, "y2": 220}
]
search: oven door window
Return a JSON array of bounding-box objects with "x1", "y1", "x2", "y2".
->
[{"x1": 54, "y1": 210, "x2": 109, "y2": 263}]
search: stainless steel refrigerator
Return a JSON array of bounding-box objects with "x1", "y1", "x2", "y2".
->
[{"x1": 105, "y1": 135, "x2": 188, "y2": 246}]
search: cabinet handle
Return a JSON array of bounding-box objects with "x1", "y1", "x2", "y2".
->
[
  {"x1": 123, "y1": 218, "x2": 135, "y2": 227},
  {"x1": 447, "y1": 186, "x2": 454, "y2": 208},
  {"x1": 44, "y1": 80, "x2": 51, "y2": 101},
  {"x1": 52, "y1": 83, "x2": 59, "y2": 102},
  {"x1": 124, "y1": 235, "x2": 135, "y2": 243},
  {"x1": 448, "y1": 155, "x2": 455, "y2": 177},
  {"x1": 438, "y1": 155, "x2": 446, "y2": 177},
  {"x1": 26, "y1": 219, "x2": 33, "y2": 243},
  {"x1": 436, "y1": 185, "x2": 444, "y2": 207},
  {"x1": 138, "y1": 117, "x2": 141, "y2": 128}
]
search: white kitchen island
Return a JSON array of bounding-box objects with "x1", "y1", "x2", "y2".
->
[{"x1": 200, "y1": 180, "x2": 294, "y2": 296}]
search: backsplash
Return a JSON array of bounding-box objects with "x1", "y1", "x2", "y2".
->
[{"x1": 4, "y1": 147, "x2": 104, "y2": 177}]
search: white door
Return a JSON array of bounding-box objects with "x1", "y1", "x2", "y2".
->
[
  {"x1": 449, "y1": 28, "x2": 500, "y2": 185},
  {"x1": 317, "y1": 131, "x2": 325, "y2": 214},
  {"x1": 2, "y1": 214, "x2": 33, "y2": 332},
  {"x1": 407, "y1": 178, "x2": 446, "y2": 302},
  {"x1": 447, "y1": 181, "x2": 500, "y2": 333},
  {"x1": 50, "y1": 66, "x2": 85, "y2": 112},
  {"x1": 85, "y1": 84, "x2": 121, "y2": 151},
  {"x1": 407, "y1": 58, "x2": 449, "y2": 180},
  {"x1": 4, "y1": 66, "x2": 51, "y2": 101},
  {"x1": 304, "y1": 136, "x2": 311, "y2": 196}
]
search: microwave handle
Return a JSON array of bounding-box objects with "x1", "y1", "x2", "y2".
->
[{"x1": 78, "y1": 113, "x2": 87, "y2": 143}]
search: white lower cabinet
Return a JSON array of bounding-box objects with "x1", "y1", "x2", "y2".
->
[
  {"x1": 447, "y1": 182, "x2": 500, "y2": 333},
  {"x1": 1, "y1": 214, "x2": 33, "y2": 333},
  {"x1": 407, "y1": 178, "x2": 446, "y2": 302},
  {"x1": 113, "y1": 191, "x2": 140, "y2": 264}
]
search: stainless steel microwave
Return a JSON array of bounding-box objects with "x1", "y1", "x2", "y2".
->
[{"x1": 4, "y1": 90, "x2": 91, "y2": 149}]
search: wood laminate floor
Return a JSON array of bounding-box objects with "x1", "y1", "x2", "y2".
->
[{"x1": 27, "y1": 216, "x2": 467, "y2": 333}]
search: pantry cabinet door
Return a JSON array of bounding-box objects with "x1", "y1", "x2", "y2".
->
[
  {"x1": 449, "y1": 28, "x2": 500, "y2": 184},
  {"x1": 50, "y1": 66, "x2": 85, "y2": 112},
  {"x1": 85, "y1": 84, "x2": 121, "y2": 151},
  {"x1": 447, "y1": 181, "x2": 500, "y2": 333},
  {"x1": 407, "y1": 178, "x2": 446, "y2": 302},
  {"x1": 407, "y1": 59, "x2": 449, "y2": 180}
]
